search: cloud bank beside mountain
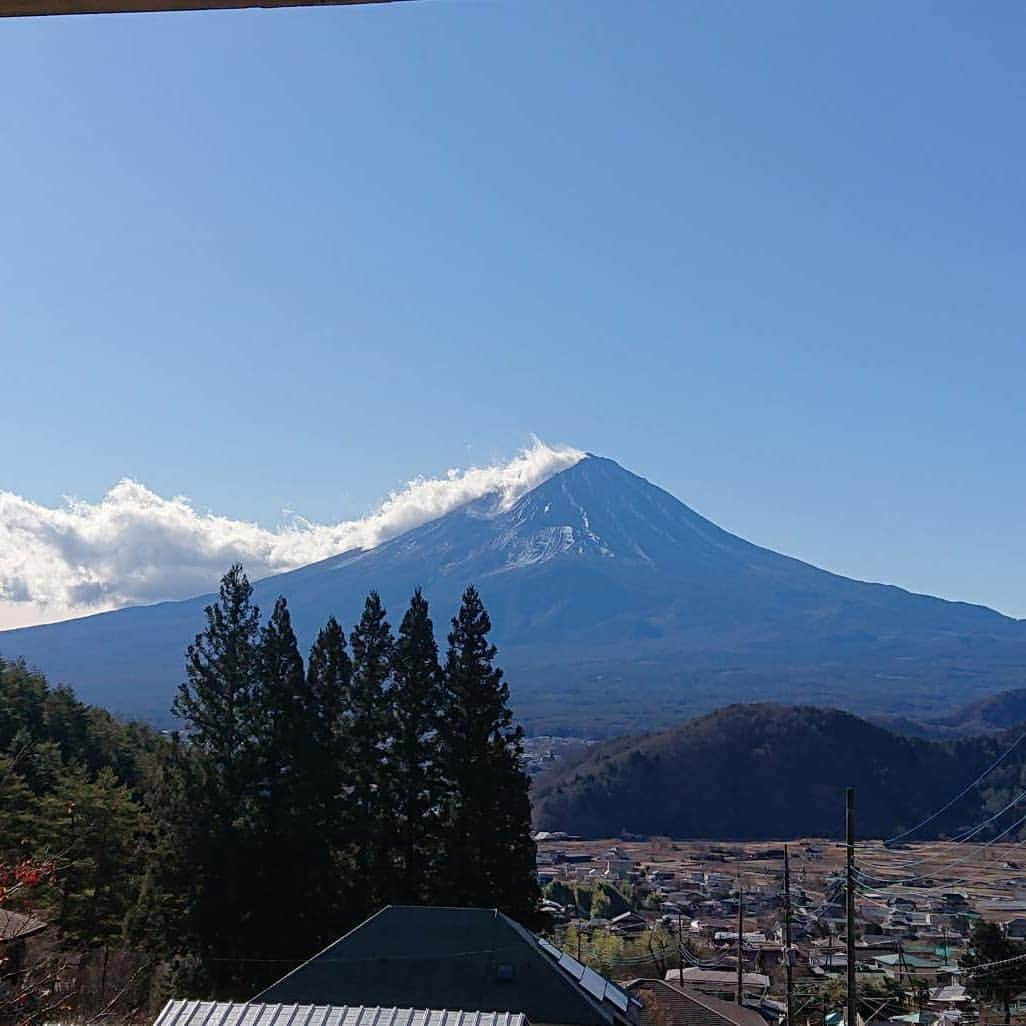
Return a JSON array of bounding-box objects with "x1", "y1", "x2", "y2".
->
[{"x1": 0, "y1": 440, "x2": 584, "y2": 628}]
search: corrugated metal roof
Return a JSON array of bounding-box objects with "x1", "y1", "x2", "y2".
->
[{"x1": 155, "y1": 1003, "x2": 528, "y2": 1026}]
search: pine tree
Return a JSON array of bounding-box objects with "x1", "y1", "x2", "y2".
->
[
  {"x1": 388, "y1": 589, "x2": 445, "y2": 903},
  {"x1": 438, "y1": 585, "x2": 539, "y2": 924},
  {"x1": 42, "y1": 766, "x2": 144, "y2": 948},
  {"x1": 249, "y1": 596, "x2": 336, "y2": 968},
  {"x1": 345, "y1": 593, "x2": 395, "y2": 916},
  {"x1": 253, "y1": 596, "x2": 308, "y2": 762},
  {"x1": 161, "y1": 565, "x2": 264, "y2": 996},
  {"x1": 172, "y1": 564, "x2": 260, "y2": 792},
  {"x1": 307, "y1": 616, "x2": 352, "y2": 765},
  {"x1": 303, "y1": 616, "x2": 356, "y2": 933}
]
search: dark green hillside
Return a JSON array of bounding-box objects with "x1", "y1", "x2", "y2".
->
[{"x1": 532, "y1": 703, "x2": 1026, "y2": 839}]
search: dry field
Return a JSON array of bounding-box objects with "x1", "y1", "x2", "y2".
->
[{"x1": 539, "y1": 837, "x2": 1026, "y2": 920}]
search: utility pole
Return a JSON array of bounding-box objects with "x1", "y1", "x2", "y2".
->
[
  {"x1": 784, "y1": 844, "x2": 795, "y2": 1026},
  {"x1": 846, "y1": 788, "x2": 857, "y2": 1026},
  {"x1": 737, "y1": 875, "x2": 745, "y2": 1006},
  {"x1": 678, "y1": 908, "x2": 684, "y2": 985}
]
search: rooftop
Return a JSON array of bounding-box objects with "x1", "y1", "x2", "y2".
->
[
  {"x1": 154, "y1": 1002, "x2": 527, "y2": 1026},
  {"x1": 627, "y1": 981, "x2": 765, "y2": 1026},
  {"x1": 255, "y1": 907, "x2": 638, "y2": 1026},
  {"x1": 0, "y1": 908, "x2": 48, "y2": 942}
]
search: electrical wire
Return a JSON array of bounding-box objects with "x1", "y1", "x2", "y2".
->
[
  {"x1": 870, "y1": 789, "x2": 1026, "y2": 874},
  {"x1": 885, "y1": 731, "x2": 1026, "y2": 845}
]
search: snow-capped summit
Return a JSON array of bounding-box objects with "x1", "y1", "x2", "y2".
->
[{"x1": 3, "y1": 455, "x2": 1025, "y2": 733}]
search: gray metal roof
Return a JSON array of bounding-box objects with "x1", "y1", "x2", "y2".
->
[
  {"x1": 255, "y1": 907, "x2": 637, "y2": 1026},
  {"x1": 155, "y1": 1002, "x2": 529, "y2": 1026}
]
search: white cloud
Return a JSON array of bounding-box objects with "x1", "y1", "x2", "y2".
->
[{"x1": 0, "y1": 440, "x2": 584, "y2": 629}]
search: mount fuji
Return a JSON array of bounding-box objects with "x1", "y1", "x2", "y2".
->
[{"x1": 3, "y1": 456, "x2": 1025, "y2": 735}]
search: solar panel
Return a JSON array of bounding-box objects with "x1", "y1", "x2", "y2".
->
[
  {"x1": 537, "y1": 938, "x2": 562, "y2": 961},
  {"x1": 580, "y1": 968, "x2": 606, "y2": 1001},
  {"x1": 605, "y1": 986, "x2": 629, "y2": 1013},
  {"x1": 557, "y1": 953, "x2": 586, "y2": 980}
]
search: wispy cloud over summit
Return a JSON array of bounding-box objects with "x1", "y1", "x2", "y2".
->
[{"x1": 0, "y1": 440, "x2": 584, "y2": 629}]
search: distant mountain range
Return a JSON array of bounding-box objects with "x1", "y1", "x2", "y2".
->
[
  {"x1": 872, "y1": 688, "x2": 1026, "y2": 740},
  {"x1": 532, "y1": 703, "x2": 1026, "y2": 840},
  {"x1": 3, "y1": 455, "x2": 1025, "y2": 734}
]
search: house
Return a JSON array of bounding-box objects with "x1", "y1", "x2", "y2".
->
[
  {"x1": 662, "y1": 968, "x2": 769, "y2": 1005},
  {"x1": 928, "y1": 984, "x2": 968, "y2": 1012},
  {"x1": 0, "y1": 908, "x2": 48, "y2": 981},
  {"x1": 627, "y1": 979, "x2": 766, "y2": 1026},
  {"x1": 255, "y1": 906, "x2": 641, "y2": 1026},
  {"x1": 611, "y1": 912, "x2": 649, "y2": 937},
  {"x1": 810, "y1": 949, "x2": 848, "y2": 974},
  {"x1": 871, "y1": 953, "x2": 942, "y2": 983},
  {"x1": 704, "y1": 875, "x2": 734, "y2": 899},
  {"x1": 156, "y1": 1004, "x2": 530, "y2": 1026},
  {"x1": 605, "y1": 854, "x2": 635, "y2": 881},
  {"x1": 1004, "y1": 918, "x2": 1026, "y2": 941}
]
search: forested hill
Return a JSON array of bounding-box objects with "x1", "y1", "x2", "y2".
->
[{"x1": 532, "y1": 703, "x2": 1026, "y2": 840}]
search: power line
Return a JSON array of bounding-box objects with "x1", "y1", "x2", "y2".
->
[
  {"x1": 885, "y1": 731, "x2": 1026, "y2": 845},
  {"x1": 873, "y1": 789, "x2": 1026, "y2": 874},
  {"x1": 857, "y1": 812, "x2": 1026, "y2": 887}
]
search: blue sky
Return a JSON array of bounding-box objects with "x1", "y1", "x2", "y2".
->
[{"x1": 1, "y1": 1, "x2": 1025, "y2": 622}]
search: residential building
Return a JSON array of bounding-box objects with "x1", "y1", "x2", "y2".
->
[
  {"x1": 662, "y1": 968, "x2": 770, "y2": 1005},
  {"x1": 627, "y1": 979, "x2": 766, "y2": 1026},
  {"x1": 255, "y1": 906, "x2": 641, "y2": 1026}
]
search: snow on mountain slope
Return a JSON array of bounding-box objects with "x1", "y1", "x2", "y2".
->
[{"x1": 2, "y1": 455, "x2": 1025, "y2": 732}]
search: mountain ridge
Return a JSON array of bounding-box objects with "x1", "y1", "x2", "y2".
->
[
  {"x1": 3, "y1": 455, "x2": 1025, "y2": 732},
  {"x1": 532, "y1": 702, "x2": 1026, "y2": 839}
]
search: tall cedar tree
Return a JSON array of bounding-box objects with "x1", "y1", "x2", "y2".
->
[
  {"x1": 306, "y1": 615, "x2": 352, "y2": 849},
  {"x1": 249, "y1": 597, "x2": 337, "y2": 970},
  {"x1": 172, "y1": 564, "x2": 259, "y2": 792},
  {"x1": 345, "y1": 592, "x2": 395, "y2": 917},
  {"x1": 164, "y1": 565, "x2": 263, "y2": 996},
  {"x1": 306, "y1": 617, "x2": 352, "y2": 853},
  {"x1": 389, "y1": 589, "x2": 446, "y2": 903},
  {"x1": 439, "y1": 586, "x2": 540, "y2": 925}
]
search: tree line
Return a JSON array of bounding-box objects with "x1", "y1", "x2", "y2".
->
[
  {"x1": 133, "y1": 566, "x2": 539, "y2": 996},
  {"x1": 0, "y1": 567, "x2": 539, "y2": 1012}
]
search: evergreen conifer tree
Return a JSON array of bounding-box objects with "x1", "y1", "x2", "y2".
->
[
  {"x1": 249, "y1": 597, "x2": 338, "y2": 965},
  {"x1": 305, "y1": 616, "x2": 354, "y2": 927},
  {"x1": 162, "y1": 565, "x2": 264, "y2": 995},
  {"x1": 388, "y1": 589, "x2": 445, "y2": 903},
  {"x1": 438, "y1": 586, "x2": 539, "y2": 924},
  {"x1": 307, "y1": 616, "x2": 352, "y2": 762},
  {"x1": 253, "y1": 596, "x2": 307, "y2": 760},
  {"x1": 344, "y1": 592, "x2": 395, "y2": 916},
  {"x1": 172, "y1": 564, "x2": 260, "y2": 792}
]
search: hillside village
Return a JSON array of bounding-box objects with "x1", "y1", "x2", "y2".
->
[
  {"x1": 533, "y1": 836, "x2": 1026, "y2": 1026},
  {"x1": 5, "y1": 836, "x2": 1026, "y2": 1026}
]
